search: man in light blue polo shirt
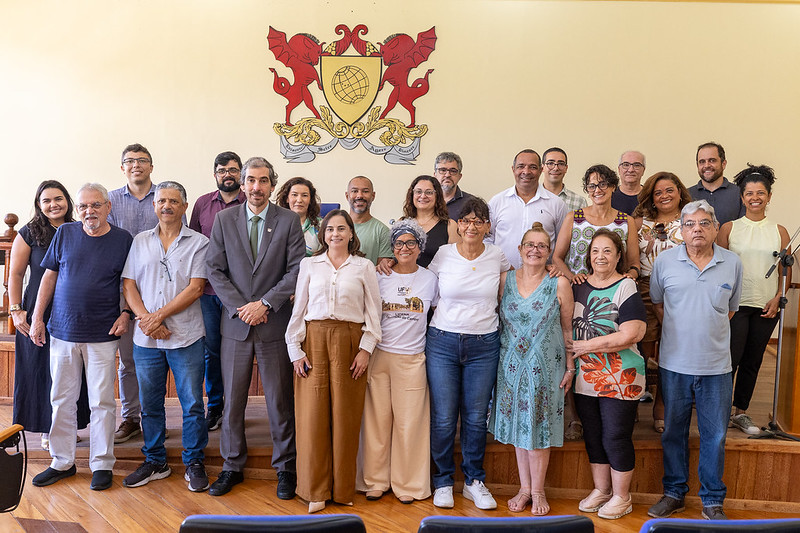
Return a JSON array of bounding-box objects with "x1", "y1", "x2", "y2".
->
[
  {"x1": 120, "y1": 181, "x2": 210, "y2": 492},
  {"x1": 648, "y1": 200, "x2": 742, "y2": 522}
]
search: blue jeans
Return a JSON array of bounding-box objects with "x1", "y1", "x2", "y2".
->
[
  {"x1": 426, "y1": 327, "x2": 500, "y2": 489},
  {"x1": 200, "y1": 294, "x2": 224, "y2": 412},
  {"x1": 133, "y1": 339, "x2": 208, "y2": 465},
  {"x1": 660, "y1": 368, "x2": 732, "y2": 506}
]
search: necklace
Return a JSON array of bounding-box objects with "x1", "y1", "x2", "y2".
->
[{"x1": 417, "y1": 213, "x2": 437, "y2": 228}]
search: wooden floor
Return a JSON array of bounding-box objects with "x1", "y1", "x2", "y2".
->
[
  {"x1": 3, "y1": 347, "x2": 800, "y2": 531},
  {"x1": 3, "y1": 462, "x2": 800, "y2": 533}
]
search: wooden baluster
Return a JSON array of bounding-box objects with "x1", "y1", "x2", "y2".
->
[{"x1": 1, "y1": 213, "x2": 19, "y2": 334}]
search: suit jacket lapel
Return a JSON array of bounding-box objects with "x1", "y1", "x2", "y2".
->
[
  {"x1": 254, "y1": 203, "x2": 277, "y2": 271},
  {"x1": 235, "y1": 204, "x2": 255, "y2": 266}
]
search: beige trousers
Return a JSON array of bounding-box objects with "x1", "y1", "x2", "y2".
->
[
  {"x1": 295, "y1": 320, "x2": 367, "y2": 503},
  {"x1": 358, "y1": 347, "x2": 431, "y2": 500}
]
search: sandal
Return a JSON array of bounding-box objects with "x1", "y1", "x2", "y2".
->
[
  {"x1": 654, "y1": 419, "x2": 665, "y2": 433},
  {"x1": 565, "y1": 420, "x2": 583, "y2": 440},
  {"x1": 531, "y1": 491, "x2": 550, "y2": 516},
  {"x1": 507, "y1": 489, "x2": 532, "y2": 512}
]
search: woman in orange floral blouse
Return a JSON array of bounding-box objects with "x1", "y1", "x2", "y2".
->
[{"x1": 570, "y1": 229, "x2": 646, "y2": 520}]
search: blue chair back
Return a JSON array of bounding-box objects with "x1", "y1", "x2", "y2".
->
[
  {"x1": 179, "y1": 514, "x2": 366, "y2": 533},
  {"x1": 418, "y1": 515, "x2": 594, "y2": 532},
  {"x1": 639, "y1": 518, "x2": 800, "y2": 532}
]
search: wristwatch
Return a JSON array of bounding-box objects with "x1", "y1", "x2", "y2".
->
[
  {"x1": 260, "y1": 298, "x2": 272, "y2": 310},
  {"x1": 9, "y1": 304, "x2": 22, "y2": 312},
  {"x1": 122, "y1": 309, "x2": 135, "y2": 320}
]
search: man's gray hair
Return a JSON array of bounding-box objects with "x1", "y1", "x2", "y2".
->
[
  {"x1": 619, "y1": 150, "x2": 646, "y2": 167},
  {"x1": 681, "y1": 199, "x2": 719, "y2": 227},
  {"x1": 434, "y1": 152, "x2": 463, "y2": 173},
  {"x1": 240, "y1": 156, "x2": 278, "y2": 186},
  {"x1": 77, "y1": 182, "x2": 109, "y2": 202},
  {"x1": 391, "y1": 218, "x2": 427, "y2": 253},
  {"x1": 156, "y1": 180, "x2": 187, "y2": 204}
]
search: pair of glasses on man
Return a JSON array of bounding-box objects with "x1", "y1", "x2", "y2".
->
[
  {"x1": 682, "y1": 220, "x2": 713, "y2": 229},
  {"x1": 77, "y1": 201, "x2": 107, "y2": 211},
  {"x1": 620, "y1": 162, "x2": 645, "y2": 170},
  {"x1": 122, "y1": 158, "x2": 151, "y2": 166},
  {"x1": 215, "y1": 167, "x2": 241, "y2": 177}
]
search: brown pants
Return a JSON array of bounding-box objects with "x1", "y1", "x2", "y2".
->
[
  {"x1": 358, "y1": 348, "x2": 431, "y2": 500},
  {"x1": 295, "y1": 320, "x2": 367, "y2": 503}
]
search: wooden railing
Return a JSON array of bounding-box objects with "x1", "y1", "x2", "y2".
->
[{"x1": 1, "y1": 213, "x2": 19, "y2": 334}]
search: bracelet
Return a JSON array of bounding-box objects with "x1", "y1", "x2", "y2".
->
[
  {"x1": 9, "y1": 304, "x2": 22, "y2": 312},
  {"x1": 566, "y1": 368, "x2": 576, "y2": 373},
  {"x1": 628, "y1": 266, "x2": 640, "y2": 275},
  {"x1": 122, "y1": 309, "x2": 135, "y2": 320}
]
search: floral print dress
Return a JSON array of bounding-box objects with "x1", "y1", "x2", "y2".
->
[
  {"x1": 572, "y1": 278, "x2": 646, "y2": 400},
  {"x1": 489, "y1": 274, "x2": 566, "y2": 450}
]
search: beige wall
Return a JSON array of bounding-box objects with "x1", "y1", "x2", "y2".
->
[{"x1": 2, "y1": 0, "x2": 799, "y2": 232}]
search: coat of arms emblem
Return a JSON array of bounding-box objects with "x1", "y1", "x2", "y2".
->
[{"x1": 268, "y1": 24, "x2": 436, "y2": 164}]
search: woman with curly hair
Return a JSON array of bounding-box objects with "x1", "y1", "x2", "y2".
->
[
  {"x1": 632, "y1": 172, "x2": 692, "y2": 432},
  {"x1": 716, "y1": 165, "x2": 790, "y2": 435},
  {"x1": 275, "y1": 176, "x2": 322, "y2": 257}
]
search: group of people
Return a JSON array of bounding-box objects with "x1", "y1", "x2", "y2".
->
[{"x1": 8, "y1": 141, "x2": 786, "y2": 522}]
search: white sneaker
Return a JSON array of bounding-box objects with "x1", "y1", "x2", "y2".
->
[
  {"x1": 462, "y1": 480, "x2": 497, "y2": 510},
  {"x1": 433, "y1": 486, "x2": 454, "y2": 508},
  {"x1": 730, "y1": 413, "x2": 760, "y2": 435}
]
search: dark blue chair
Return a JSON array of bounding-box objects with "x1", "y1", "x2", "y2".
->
[
  {"x1": 639, "y1": 518, "x2": 800, "y2": 532},
  {"x1": 179, "y1": 514, "x2": 366, "y2": 533},
  {"x1": 320, "y1": 203, "x2": 340, "y2": 218},
  {"x1": 417, "y1": 515, "x2": 594, "y2": 532},
  {"x1": 0, "y1": 424, "x2": 26, "y2": 513}
]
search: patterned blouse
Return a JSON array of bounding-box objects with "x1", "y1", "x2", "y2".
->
[
  {"x1": 566, "y1": 209, "x2": 629, "y2": 275},
  {"x1": 638, "y1": 218, "x2": 683, "y2": 277},
  {"x1": 572, "y1": 278, "x2": 646, "y2": 400}
]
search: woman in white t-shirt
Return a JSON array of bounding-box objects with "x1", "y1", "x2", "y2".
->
[
  {"x1": 426, "y1": 197, "x2": 511, "y2": 511},
  {"x1": 359, "y1": 219, "x2": 438, "y2": 504}
]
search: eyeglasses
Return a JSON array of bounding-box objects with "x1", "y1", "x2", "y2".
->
[
  {"x1": 77, "y1": 201, "x2": 107, "y2": 211},
  {"x1": 393, "y1": 239, "x2": 419, "y2": 250},
  {"x1": 654, "y1": 223, "x2": 668, "y2": 241},
  {"x1": 585, "y1": 181, "x2": 610, "y2": 193},
  {"x1": 215, "y1": 167, "x2": 241, "y2": 177},
  {"x1": 458, "y1": 218, "x2": 487, "y2": 228},
  {"x1": 521, "y1": 242, "x2": 550, "y2": 252},
  {"x1": 619, "y1": 162, "x2": 645, "y2": 170},
  {"x1": 122, "y1": 158, "x2": 151, "y2": 166},
  {"x1": 544, "y1": 161, "x2": 567, "y2": 169},
  {"x1": 436, "y1": 167, "x2": 460, "y2": 175},
  {"x1": 413, "y1": 189, "x2": 436, "y2": 198},
  {"x1": 682, "y1": 219, "x2": 714, "y2": 229}
]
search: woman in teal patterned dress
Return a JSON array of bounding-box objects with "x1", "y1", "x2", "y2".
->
[{"x1": 489, "y1": 223, "x2": 574, "y2": 515}]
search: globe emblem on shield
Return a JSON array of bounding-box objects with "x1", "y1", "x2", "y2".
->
[{"x1": 331, "y1": 65, "x2": 369, "y2": 104}]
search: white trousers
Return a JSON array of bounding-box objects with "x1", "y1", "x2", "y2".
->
[{"x1": 49, "y1": 336, "x2": 118, "y2": 472}]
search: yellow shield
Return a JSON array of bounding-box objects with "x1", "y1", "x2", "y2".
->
[{"x1": 320, "y1": 55, "x2": 382, "y2": 126}]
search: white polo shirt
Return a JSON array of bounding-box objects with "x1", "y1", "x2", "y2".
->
[{"x1": 486, "y1": 185, "x2": 567, "y2": 269}]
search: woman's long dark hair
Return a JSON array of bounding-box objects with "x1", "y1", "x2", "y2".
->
[{"x1": 28, "y1": 180, "x2": 75, "y2": 247}]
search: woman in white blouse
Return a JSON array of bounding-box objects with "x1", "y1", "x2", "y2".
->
[{"x1": 285, "y1": 209, "x2": 382, "y2": 513}]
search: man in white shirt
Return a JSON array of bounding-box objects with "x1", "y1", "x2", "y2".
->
[{"x1": 486, "y1": 149, "x2": 567, "y2": 269}]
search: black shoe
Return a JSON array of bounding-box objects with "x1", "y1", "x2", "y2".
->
[
  {"x1": 185, "y1": 459, "x2": 210, "y2": 492},
  {"x1": 90, "y1": 470, "x2": 113, "y2": 491},
  {"x1": 209, "y1": 470, "x2": 244, "y2": 496},
  {"x1": 276, "y1": 471, "x2": 296, "y2": 500},
  {"x1": 32, "y1": 465, "x2": 77, "y2": 487},
  {"x1": 702, "y1": 505, "x2": 727, "y2": 520},
  {"x1": 123, "y1": 460, "x2": 171, "y2": 488},
  {"x1": 206, "y1": 409, "x2": 223, "y2": 432},
  {"x1": 648, "y1": 495, "x2": 685, "y2": 518}
]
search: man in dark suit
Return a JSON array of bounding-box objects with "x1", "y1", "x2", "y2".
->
[{"x1": 206, "y1": 156, "x2": 305, "y2": 498}]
